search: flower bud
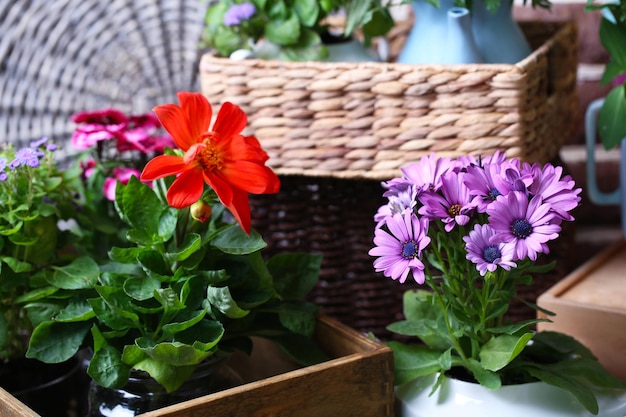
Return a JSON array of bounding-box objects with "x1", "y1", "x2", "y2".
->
[{"x1": 190, "y1": 200, "x2": 212, "y2": 223}]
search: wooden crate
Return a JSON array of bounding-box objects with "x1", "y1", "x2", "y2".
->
[
  {"x1": 0, "y1": 315, "x2": 394, "y2": 417},
  {"x1": 537, "y1": 240, "x2": 626, "y2": 381}
]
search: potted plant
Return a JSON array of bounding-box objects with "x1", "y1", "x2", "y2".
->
[
  {"x1": 21, "y1": 93, "x2": 325, "y2": 416},
  {"x1": 200, "y1": 0, "x2": 395, "y2": 61},
  {"x1": 0, "y1": 138, "x2": 85, "y2": 416},
  {"x1": 368, "y1": 152, "x2": 626, "y2": 416}
]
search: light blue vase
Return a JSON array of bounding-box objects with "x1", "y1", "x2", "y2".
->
[
  {"x1": 442, "y1": 7, "x2": 483, "y2": 64},
  {"x1": 471, "y1": 0, "x2": 532, "y2": 63},
  {"x1": 397, "y1": 0, "x2": 454, "y2": 64},
  {"x1": 397, "y1": 0, "x2": 482, "y2": 64}
]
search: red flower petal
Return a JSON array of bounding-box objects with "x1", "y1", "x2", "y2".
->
[
  {"x1": 140, "y1": 155, "x2": 187, "y2": 181},
  {"x1": 177, "y1": 92, "x2": 212, "y2": 142},
  {"x1": 166, "y1": 168, "x2": 205, "y2": 208},
  {"x1": 212, "y1": 102, "x2": 247, "y2": 140}
]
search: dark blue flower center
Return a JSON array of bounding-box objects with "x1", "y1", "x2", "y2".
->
[
  {"x1": 511, "y1": 219, "x2": 532, "y2": 238},
  {"x1": 488, "y1": 188, "x2": 501, "y2": 200},
  {"x1": 402, "y1": 240, "x2": 419, "y2": 259},
  {"x1": 482, "y1": 245, "x2": 501, "y2": 263}
]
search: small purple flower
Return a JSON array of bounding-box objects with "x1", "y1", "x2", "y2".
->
[
  {"x1": 418, "y1": 171, "x2": 474, "y2": 232},
  {"x1": 375, "y1": 178, "x2": 418, "y2": 227},
  {"x1": 46, "y1": 144, "x2": 57, "y2": 151},
  {"x1": 0, "y1": 157, "x2": 7, "y2": 181},
  {"x1": 488, "y1": 192, "x2": 561, "y2": 261},
  {"x1": 224, "y1": 2, "x2": 256, "y2": 26},
  {"x1": 369, "y1": 210, "x2": 431, "y2": 284},
  {"x1": 30, "y1": 136, "x2": 49, "y2": 148},
  {"x1": 10, "y1": 147, "x2": 45, "y2": 169},
  {"x1": 464, "y1": 224, "x2": 516, "y2": 276}
]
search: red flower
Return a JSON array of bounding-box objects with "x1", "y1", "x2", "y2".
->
[{"x1": 140, "y1": 92, "x2": 279, "y2": 234}]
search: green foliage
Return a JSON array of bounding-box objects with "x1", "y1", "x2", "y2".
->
[
  {"x1": 0, "y1": 141, "x2": 82, "y2": 360},
  {"x1": 586, "y1": 0, "x2": 626, "y2": 150},
  {"x1": 24, "y1": 177, "x2": 324, "y2": 392},
  {"x1": 201, "y1": 0, "x2": 394, "y2": 61}
]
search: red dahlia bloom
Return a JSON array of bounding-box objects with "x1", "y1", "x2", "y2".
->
[{"x1": 140, "y1": 92, "x2": 280, "y2": 234}]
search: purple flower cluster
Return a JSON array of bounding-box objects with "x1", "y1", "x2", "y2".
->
[
  {"x1": 223, "y1": 2, "x2": 256, "y2": 26},
  {"x1": 369, "y1": 152, "x2": 581, "y2": 283},
  {"x1": 0, "y1": 137, "x2": 56, "y2": 181}
]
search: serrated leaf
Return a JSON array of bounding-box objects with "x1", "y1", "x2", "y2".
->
[{"x1": 48, "y1": 256, "x2": 100, "y2": 289}]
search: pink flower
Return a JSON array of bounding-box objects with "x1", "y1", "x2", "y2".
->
[
  {"x1": 71, "y1": 109, "x2": 129, "y2": 150},
  {"x1": 103, "y1": 167, "x2": 144, "y2": 201},
  {"x1": 116, "y1": 114, "x2": 174, "y2": 153},
  {"x1": 80, "y1": 158, "x2": 97, "y2": 179}
]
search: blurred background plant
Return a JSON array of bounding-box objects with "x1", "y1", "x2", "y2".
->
[{"x1": 201, "y1": 0, "x2": 395, "y2": 61}]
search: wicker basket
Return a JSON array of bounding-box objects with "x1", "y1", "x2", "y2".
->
[{"x1": 200, "y1": 20, "x2": 578, "y2": 181}]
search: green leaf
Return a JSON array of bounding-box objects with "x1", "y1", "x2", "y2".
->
[
  {"x1": 278, "y1": 301, "x2": 318, "y2": 337},
  {"x1": 26, "y1": 321, "x2": 91, "y2": 363},
  {"x1": 132, "y1": 357, "x2": 196, "y2": 393},
  {"x1": 161, "y1": 309, "x2": 207, "y2": 339},
  {"x1": 176, "y1": 319, "x2": 225, "y2": 351},
  {"x1": 207, "y1": 286, "x2": 250, "y2": 319},
  {"x1": 293, "y1": 0, "x2": 319, "y2": 27},
  {"x1": 171, "y1": 233, "x2": 202, "y2": 262},
  {"x1": 387, "y1": 341, "x2": 444, "y2": 385},
  {"x1": 466, "y1": 358, "x2": 501, "y2": 389},
  {"x1": 211, "y1": 225, "x2": 266, "y2": 255},
  {"x1": 268, "y1": 253, "x2": 322, "y2": 299},
  {"x1": 124, "y1": 275, "x2": 161, "y2": 301},
  {"x1": 526, "y1": 366, "x2": 599, "y2": 415},
  {"x1": 48, "y1": 256, "x2": 100, "y2": 290},
  {"x1": 600, "y1": 16, "x2": 626, "y2": 68},
  {"x1": 1, "y1": 256, "x2": 33, "y2": 273},
  {"x1": 88, "y1": 345, "x2": 131, "y2": 389},
  {"x1": 265, "y1": 11, "x2": 301, "y2": 46},
  {"x1": 598, "y1": 85, "x2": 626, "y2": 150},
  {"x1": 479, "y1": 332, "x2": 534, "y2": 372},
  {"x1": 135, "y1": 339, "x2": 213, "y2": 367}
]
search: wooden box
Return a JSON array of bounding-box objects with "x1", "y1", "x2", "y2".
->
[
  {"x1": 0, "y1": 315, "x2": 394, "y2": 417},
  {"x1": 537, "y1": 240, "x2": 626, "y2": 381}
]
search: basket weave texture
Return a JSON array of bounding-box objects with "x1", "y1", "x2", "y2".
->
[
  {"x1": 200, "y1": 21, "x2": 578, "y2": 181},
  {"x1": 0, "y1": 0, "x2": 208, "y2": 154}
]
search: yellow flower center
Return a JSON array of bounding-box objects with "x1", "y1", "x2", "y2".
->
[
  {"x1": 197, "y1": 136, "x2": 223, "y2": 171},
  {"x1": 448, "y1": 203, "x2": 462, "y2": 217}
]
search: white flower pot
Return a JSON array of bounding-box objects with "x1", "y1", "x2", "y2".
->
[{"x1": 396, "y1": 374, "x2": 626, "y2": 417}]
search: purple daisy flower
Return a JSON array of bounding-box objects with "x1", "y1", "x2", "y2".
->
[
  {"x1": 464, "y1": 224, "x2": 516, "y2": 276},
  {"x1": 401, "y1": 153, "x2": 454, "y2": 194},
  {"x1": 375, "y1": 178, "x2": 418, "y2": 227},
  {"x1": 464, "y1": 161, "x2": 518, "y2": 213},
  {"x1": 418, "y1": 171, "x2": 474, "y2": 232},
  {"x1": 487, "y1": 192, "x2": 561, "y2": 261},
  {"x1": 369, "y1": 210, "x2": 431, "y2": 284},
  {"x1": 526, "y1": 162, "x2": 581, "y2": 222},
  {"x1": 10, "y1": 147, "x2": 45, "y2": 169},
  {"x1": 224, "y1": 2, "x2": 256, "y2": 26}
]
